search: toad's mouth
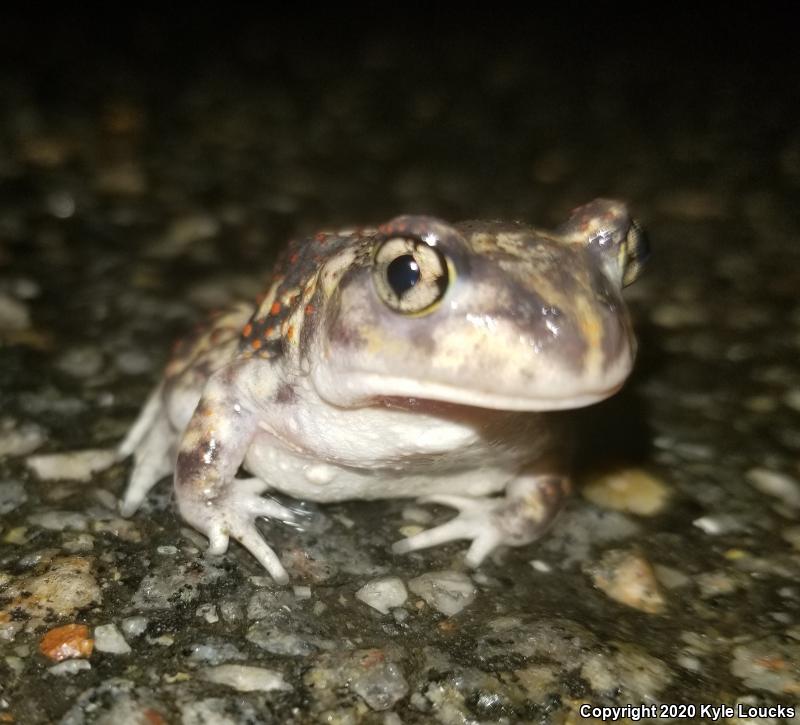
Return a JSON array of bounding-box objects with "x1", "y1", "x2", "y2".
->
[{"x1": 323, "y1": 372, "x2": 627, "y2": 413}]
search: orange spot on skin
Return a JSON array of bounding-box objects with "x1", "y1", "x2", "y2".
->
[
  {"x1": 251, "y1": 338, "x2": 262, "y2": 350},
  {"x1": 305, "y1": 304, "x2": 315, "y2": 315},
  {"x1": 39, "y1": 624, "x2": 93, "y2": 662},
  {"x1": 286, "y1": 326, "x2": 295, "y2": 341},
  {"x1": 242, "y1": 323, "x2": 253, "y2": 337},
  {"x1": 271, "y1": 302, "x2": 282, "y2": 315},
  {"x1": 265, "y1": 326, "x2": 275, "y2": 337}
]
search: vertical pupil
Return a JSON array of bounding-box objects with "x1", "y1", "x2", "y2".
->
[{"x1": 387, "y1": 255, "x2": 420, "y2": 295}]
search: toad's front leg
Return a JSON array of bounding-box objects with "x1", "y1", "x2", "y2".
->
[
  {"x1": 175, "y1": 364, "x2": 295, "y2": 584},
  {"x1": 392, "y1": 471, "x2": 570, "y2": 567}
]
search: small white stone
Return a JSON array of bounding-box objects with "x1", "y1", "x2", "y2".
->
[
  {"x1": 94, "y1": 624, "x2": 132, "y2": 654},
  {"x1": 0, "y1": 419, "x2": 45, "y2": 458},
  {"x1": 28, "y1": 511, "x2": 88, "y2": 531},
  {"x1": 293, "y1": 586, "x2": 312, "y2": 600},
  {"x1": 401, "y1": 505, "x2": 434, "y2": 524},
  {"x1": 62, "y1": 533, "x2": 95, "y2": 553},
  {"x1": 356, "y1": 577, "x2": 408, "y2": 614},
  {"x1": 784, "y1": 389, "x2": 800, "y2": 412},
  {"x1": 693, "y1": 514, "x2": 744, "y2": 535},
  {"x1": 408, "y1": 571, "x2": 476, "y2": 616},
  {"x1": 26, "y1": 449, "x2": 116, "y2": 482},
  {"x1": 92, "y1": 488, "x2": 118, "y2": 511},
  {"x1": 746, "y1": 467, "x2": 800, "y2": 508},
  {"x1": 529, "y1": 559, "x2": 552, "y2": 573},
  {"x1": 0, "y1": 293, "x2": 31, "y2": 331},
  {"x1": 196, "y1": 604, "x2": 219, "y2": 623},
  {"x1": 201, "y1": 665, "x2": 292, "y2": 693},
  {"x1": 56, "y1": 346, "x2": 103, "y2": 378},
  {"x1": 121, "y1": 616, "x2": 148, "y2": 638},
  {"x1": 0, "y1": 621, "x2": 23, "y2": 642},
  {"x1": 0, "y1": 481, "x2": 28, "y2": 515},
  {"x1": 676, "y1": 654, "x2": 702, "y2": 672},
  {"x1": 157, "y1": 545, "x2": 179, "y2": 555},
  {"x1": 48, "y1": 659, "x2": 92, "y2": 676}
]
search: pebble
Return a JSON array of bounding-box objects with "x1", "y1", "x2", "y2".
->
[
  {"x1": 114, "y1": 349, "x2": 154, "y2": 375},
  {"x1": 303, "y1": 649, "x2": 408, "y2": 712},
  {"x1": 696, "y1": 570, "x2": 746, "y2": 598},
  {"x1": 401, "y1": 505, "x2": 434, "y2": 524},
  {"x1": 39, "y1": 623, "x2": 94, "y2": 662},
  {"x1": 92, "y1": 516, "x2": 142, "y2": 542},
  {"x1": 185, "y1": 641, "x2": 246, "y2": 666},
  {"x1": 582, "y1": 467, "x2": 671, "y2": 516},
  {"x1": 246, "y1": 623, "x2": 320, "y2": 656},
  {"x1": 196, "y1": 603, "x2": 219, "y2": 623},
  {"x1": 131, "y1": 560, "x2": 227, "y2": 611},
  {"x1": 586, "y1": 549, "x2": 666, "y2": 614},
  {"x1": 543, "y1": 508, "x2": 641, "y2": 567},
  {"x1": 581, "y1": 644, "x2": 674, "y2": 701},
  {"x1": 784, "y1": 388, "x2": 800, "y2": 412},
  {"x1": 26, "y1": 449, "x2": 117, "y2": 482},
  {"x1": 352, "y1": 657, "x2": 409, "y2": 711},
  {"x1": 121, "y1": 616, "x2": 148, "y2": 639},
  {"x1": 0, "y1": 418, "x2": 45, "y2": 457},
  {"x1": 200, "y1": 664, "x2": 291, "y2": 693},
  {"x1": 746, "y1": 467, "x2": 800, "y2": 508},
  {"x1": 218, "y1": 600, "x2": 244, "y2": 625},
  {"x1": 293, "y1": 585, "x2": 312, "y2": 600},
  {"x1": 56, "y1": 346, "x2": 104, "y2": 378},
  {"x1": 0, "y1": 292, "x2": 31, "y2": 331},
  {"x1": 408, "y1": 571, "x2": 476, "y2": 616},
  {"x1": 730, "y1": 637, "x2": 800, "y2": 695},
  {"x1": 1, "y1": 556, "x2": 101, "y2": 623},
  {"x1": 94, "y1": 624, "x2": 132, "y2": 654},
  {"x1": 179, "y1": 697, "x2": 262, "y2": 725},
  {"x1": 28, "y1": 510, "x2": 88, "y2": 531},
  {"x1": 782, "y1": 526, "x2": 800, "y2": 551},
  {"x1": 48, "y1": 659, "x2": 92, "y2": 676},
  {"x1": 693, "y1": 514, "x2": 746, "y2": 535},
  {"x1": 0, "y1": 481, "x2": 28, "y2": 514},
  {"x1": 356, "y1": 577, "x2": 408, "y2": 614},
  {"x1": 653, "y1": 564, "x2": 691, "y2": 590}
]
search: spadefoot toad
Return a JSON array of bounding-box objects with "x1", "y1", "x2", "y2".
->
[{"x1": 118, "y1": 200, "x2": 648, "y2": 583}]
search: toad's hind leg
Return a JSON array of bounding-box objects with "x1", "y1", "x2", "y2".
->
[
  {"x1": 118, "y1": 385, "x2": 177, "y2": 517},
  {"x1": 392, "y1": 474, "x2": 570, "y2": 567}
]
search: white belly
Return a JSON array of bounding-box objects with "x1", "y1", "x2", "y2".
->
[{"x1": 243, "y1": 396, "x2": 555, "y2": 503}]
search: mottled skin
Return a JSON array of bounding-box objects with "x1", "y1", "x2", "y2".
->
[{"x1": 119, "y1": 199, "x2": 648, "y2": 583}]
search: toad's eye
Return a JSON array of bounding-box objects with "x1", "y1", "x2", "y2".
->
[{"x1": 373, "y1": 237, "x2": 450, "y2": 315}]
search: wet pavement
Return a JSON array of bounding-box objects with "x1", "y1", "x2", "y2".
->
[{"x1": 1, "y1": 15, "x2": 799, "y2": 725}]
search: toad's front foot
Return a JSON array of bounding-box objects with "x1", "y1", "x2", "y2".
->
[
  {"x1": 392, "y1": 475, "x2": 569, "y2": 567},
  {"x1": 179, "y1": 477, "x2": 296, "y2": 584}
]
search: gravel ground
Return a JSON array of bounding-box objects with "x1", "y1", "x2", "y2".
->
[{"x1": 1, "y1": 14, "x2": 799, "y2": 725}]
